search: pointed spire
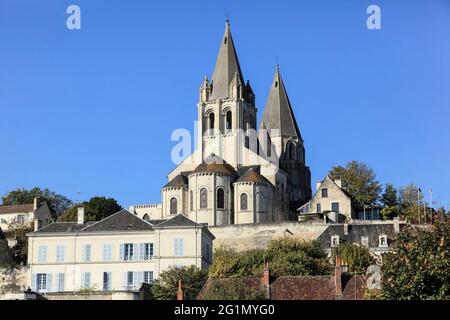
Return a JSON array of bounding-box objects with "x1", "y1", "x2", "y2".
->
[
  {"x1": 210, "y1": 21, "x2": 245, "y2": 100},
  {"x1": 260, "y1": 65, "x2": 302, "y2": 140}
]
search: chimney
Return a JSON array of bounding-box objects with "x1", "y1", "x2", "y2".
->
[
  {"x1": 334, "y1": 257, "x2": 343, "y2": 295},
  {"x1": 334, "y1": 179, "x2": 342, "y2": 188},
  {"x1": 262, "y1": 261, "x2": 270, "y2": 286},
  {"x1": 177, "y1": 280, "x2": 183, "y2": 300},
  {"x1": 316, "y1": 181, "x2": 321, "y2": 192},
  {"x1": 33, "y1": 197, "x2": 39, "y2": 211},
  {"x1": 393, "y1": 217, "x2": 400, "y2": 233},
  {"x1": 343, "y1": 223, "x2": 348, "y2": 235},
  {"x1": 77, "y1": 207, "x2": 85, "y2": 225},
  {"x1": 33, "y1": 219, "x2": 40, "y2": 232}
]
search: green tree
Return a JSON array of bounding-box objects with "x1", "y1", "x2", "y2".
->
[
  {"x1": 380, "y1": 221, "x2": 450, "y2": 299},
  {"x1": 329, "y1": 161, "x2": 382, "y2": 209},
  {"x1": 151, "y1": 265, "x2": 208, "y2": 300},
  {"x1": 57, "y1": 197, "x2": 122, "y2": 222},
  {"x1": 209, "y1": 238, "x2": 331, "y2": 278},
  {"x1": 201, "y1": 279, "x2": 266, "y2": 300},
  {"x1": 0, "y1": 227, "x2": 14, "y2": 268},
  {"x1": 398, "y1": 183, "x2": 424, "y2": 223},
  {"x1": 2, "y1": 187, "x2": 73, "y2": 218},
  {"x1": 380, "y1": 184, "x2": 399, "y2": 220},
  {"x1": 331, "y1": 243, "x2": 375, "y2": 274}
]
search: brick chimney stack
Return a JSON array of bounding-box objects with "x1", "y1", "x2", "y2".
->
[
  {"x1": 177, "y1": 280, "x2": 183, "y2": 300},
  {"x1": 33, "y1": 197, "x2": 39, "y2": 211},
  {"x1": 263, "y1": 261, "x2": 270, "y2": 286},
  {"x1": 335, "y1": 256, "x2": 343, "y2": 295}
]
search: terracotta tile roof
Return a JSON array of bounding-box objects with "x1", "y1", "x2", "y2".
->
[
  {"x1": 236, "y1": 168, "x2": 272, "y2": 185},
  {"x1": 197, "y1": 274, "x2": 367, "y2": 300},
  {"x1": 0, "y1": 204, "x2": 34, "y2": 215},
  {"x1": 192, "y1": 154, "x2": 238, "y2": 177}
]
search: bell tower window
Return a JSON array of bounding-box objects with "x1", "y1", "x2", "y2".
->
[
  {"x1": 217, "y1": 188, "x2": 225, "y2": 209},
  {"x1": 209, "y1": 113, "x2": 215, "y2": 131},
  {"x1": 226, "y1": 111, "x2": 232, "y2": 131}
]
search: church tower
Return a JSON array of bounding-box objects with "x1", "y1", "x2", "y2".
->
[
  {"x1": 260, "y1": 65, "x2": 312, "y2": 212},
  {"x1": 197, "y1": 20, "x2": 257, "y2": 168}
]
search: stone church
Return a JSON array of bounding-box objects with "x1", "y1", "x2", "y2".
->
[{"x1": 130, "y1": 21, "x2": 311, "y2": 226}]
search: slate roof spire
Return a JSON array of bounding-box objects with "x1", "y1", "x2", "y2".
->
[
  {"x1": 260, "y1": 65, "x2": 302, "y2": 140},
  {"x1": 210, "y1": 20, "x2": 245, "y2": 100}
]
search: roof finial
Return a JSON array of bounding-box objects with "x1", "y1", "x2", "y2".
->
[{"x1": 225, "y1": 11, "x2": 230, "y2": 25}]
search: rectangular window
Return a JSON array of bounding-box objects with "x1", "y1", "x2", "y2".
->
[
  {"x1": 124, "y1": 243, "x2": 134, "y2": 261},
  {"x1": 144, "y1": 271, "x2": 154, "y2": 284},
  {"x1": 81, "y1": 272, "x2": 91, "y2": 289},
  {"x1": 316, "y1": 203, "x2": 321, "y2": 213},
  {"x1": 321, "y1": 188, "x2": 328, "y2": 198},
  {"x1": 174, "y1": 239, "x2": 184, "y2": 256},
  {"x1": 57, "y1": 273, "x2": 65, "y2": 292},
  {"x1": 37, "y1": 273, "x2": 47, "y2": 292},
  {"x1": 38, "y1": 246, "x2": 48, "y2": 263},
  {"x1": 331, "y1": 202, "x2": 340, "y2": 212},
  {"x1": 127, "y1": 271, "x2": 134, "y2": 287},
  {"x1": 144, "y1": 243, "x2": 154, "y2": 260},
  {"x1": 82, "y1": 244, "x2": 91, "y2": 262},
  {"x1": 331, "y1": 235, "x2": 340, "y2": 247},
  {"x1": 56, "y1": 245, "x2": 65, "y2": 262},
  {"x1": 103, "y1": 272, "x2": 112, "y2": 291},
  {"x1": 103, "y1": 244, "x2": 112, "y2": 261}
]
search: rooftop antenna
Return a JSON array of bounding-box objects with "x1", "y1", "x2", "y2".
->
[{"x1": 76, "y1": 191, "x2": 82, "y2": 204}]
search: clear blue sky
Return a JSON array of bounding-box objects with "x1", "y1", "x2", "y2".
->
[{"x1": 1, "y1": 0, "x2": 449, "y2": 209}]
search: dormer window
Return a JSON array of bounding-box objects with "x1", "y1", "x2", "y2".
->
[
  {"x1": 379, "y1": 235, "x2": 388, "y2": 248},
  {"x1": 331, "y1": 235, "x2": 340, "y2": 247}
]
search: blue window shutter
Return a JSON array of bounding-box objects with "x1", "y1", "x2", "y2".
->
[
  {"x1": 81, "y1": 246, "x2": 85, "y2": 262},
  {"x1": 46, "y1": 273, "x2": 52, "y2": 292},
  {"x1": 86, "y1": 273, "x2": 91, "y2": 287},
  {"x1": 140, "y1": 243, "x2": 145, "y2": 260},
  {"x1": 138, "y1": 272, "x2": 144, "y2": 286},
  {"x1": 86, "y1": 245, "x2": 91, "y2": 262},
  {"x1": 31, "y1": 274, "x2": 37, "y2": 291},
  {"x1": 133, "y1": 243, "x2": 138, "y2": 261},
  {"x1": 123, "y1": 272, "x2": 127, "y2": 288},
  {"x1": 132, "y1": 271, "x2": 137, "y2": 287},
  {"x1": 108, "y1": 272, "x2": 112, "y2": 290},
  {"x1": 120, "y1": 244, "x2": 124, "y2": 261},
  {"x1": 180, "y1": 239, "x2": 184, "y2": 255}
]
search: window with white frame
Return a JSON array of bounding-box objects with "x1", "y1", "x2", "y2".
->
[
  {"x1": 144, "y1": 271, "x2": 154, "y2": 284},
  {"x1": 121, "y1": 243, "x2": 134, "y2": 261},
  {"x1": 57, "y1": 273, "x2": 65, "y2": 292},
  {"x1": 174, "y1": 238, "x2": 184, "y2": 256},
  {"x1": 143, "y1": 243, "x2": 154, "y2": 260},
  {"x1": 37, "y1": 246, "x2": 48, "y2": 263},
  {"x1": 379, "y1": 235, "x2": 388, "y2": 248},
  {"x1": 103, "y1": 244, "x2": 112, "y2": 261},
  {"x1": 37, "y1": 273, "x2": 48, "y2": 292},
  {"x1": 56, "y1": 245, "x2": 65, "y2": 262},
  {"x1": 80, "y1": 272, "x2": 91, "y2": 289},
  {"x1": 331, "y1": 235, "x2": 340, "y2": 247},
  {"x1": 103, "y1": 272, "x2": 112, "y2": 291},
  {"x1": 361, "y1": 236, "x2": 369, "y2": 248},
  {"x1": 81, "y1": 244, "x2": 91, "y2": 262}
]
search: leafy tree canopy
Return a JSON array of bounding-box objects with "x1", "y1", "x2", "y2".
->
[
  {"x1": 2, "y1": 187, "x2": 73, "y2": 218},
  {"x1": 331, "y1": 243, "x2": 375, "y2": 274},
  {"x1": 329, "y1": 161, "x2": 382, "y2": 209},
  {"x1": 151, "y1": 265, "x2": 208, "y2": 300},
  {"x1": 201, "y1": 279, "x2": 266, "y2": 300},
  {"x1": 380, "y1": 221, "x2": 450, "y2": 300},
  {"x1": 209, "y1": 238, "x2": 331, "y2": 278},
  {"x1": 57, "y1": 197, "x2": 122, "y2": 222}
]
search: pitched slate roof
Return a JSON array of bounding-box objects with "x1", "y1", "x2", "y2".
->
[
  {"x1": 260, "y1": 65, "x2": 302, "y2": 140},
  {"x1": 192, "y1": 154, "x2": 238, "y2": 177},
  {"x1": 81, "y1": 210, "x2": 153, "y2": 232},
  {"x1": 318, "y1": 223, "x2": 403, "y2": 248},
  {"x1": 153, "y1": 214, "x2": 203, "y2": 228},
  {"x1": 34, "y1": 222, "x2": 93, "y2": 233},
  {"x1": 0, "y1": 204, "x2": 34, "y2": 215},
  {"x1": 210, "y1": 21, "x2": 245, "y2": 100},
  {"x1": 163, "y1": 174, "x2": 188, "y2": 189}
]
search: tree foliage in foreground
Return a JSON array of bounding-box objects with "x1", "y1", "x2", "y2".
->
[
  {"x1": 380, "y1": 221, "x2": 450, "y2": 300},
  {"x1": 201, "y1": 279, "x2": 266, "y2": 300},
  {"x1": 331, "y1": 243, "x2": 375, "y2": 274},
  {"x1": 2, "y1": 187, "x2": 72, "y2": 218},
  {"x1": 209, "y1": 238, "x2": 331, "y2": 278},
  {"x1": 57, "y1": 197, "x2": 122, "y2": 222},
  {"x1": 151, "y1": 265, "x2": 208, "y2": 300},
  {"x1": 329, "y1": 161, "x2": 382, "y2": 209}
]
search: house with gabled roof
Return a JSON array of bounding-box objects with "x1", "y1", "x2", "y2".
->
[{"x1": 26, "y1": 208, "x2": 214, "y2": 295}]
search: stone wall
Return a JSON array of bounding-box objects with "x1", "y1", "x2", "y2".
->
[
  {"x1": 209, "y1": 221, "x2": 328, "y2": 251},
  {"x1": 0, "y1": 267, "x2": 28, "y2": 298}
]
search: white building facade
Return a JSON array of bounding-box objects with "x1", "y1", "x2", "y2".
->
[{"x1": 26, "y1": 209, "x2": 214, "y2": 294}]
